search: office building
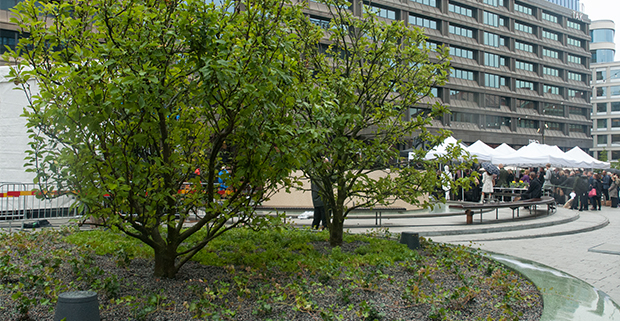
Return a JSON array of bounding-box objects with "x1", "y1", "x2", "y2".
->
[
  {"x1": 590, "y1": 20, "x2": 620, "y2": 161},
  {"x1": 544, "y1": 0, "x2": 579, "y2": 11}
]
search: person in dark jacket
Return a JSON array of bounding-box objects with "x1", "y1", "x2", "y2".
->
[
  {"x1": 573, "y1": 173, "x2": 590, "y2": 211},
  {"x1": 591, "y1": 173, "x2": 603, "y2": 210},
  {"x1": 518, "y1": 172, "x2": 542, "y2": 200},
  {"x1": 601, "y1": 171, "x2": 611, "y2": 202},
  {"x1": 311, "y1": 180, "x2": 327, "y2": 230},
  {"x1": 609, "y1": 174, "x2": 620, "y2": 208}
]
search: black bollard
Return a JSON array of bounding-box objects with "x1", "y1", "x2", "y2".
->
[
  {"x1": 400, "y1": 232, "x2": 420, "y2": 250},
  {"x1": 54, "y1": 291, "x2": 100, "y2": 321}
]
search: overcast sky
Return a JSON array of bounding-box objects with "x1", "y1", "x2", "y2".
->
[{"x1": 579, "y1": 0, "x2": 620, "y2": 60}]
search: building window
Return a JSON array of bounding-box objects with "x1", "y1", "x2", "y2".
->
[
  {"x1": 451, "y1": 68, "x2": 475, "y2": 80},
  {"x1": 367, "y1": 4, "x2": 397, "y2": 20},
  {"x1": 516, "y1": 99, "x2": 535, "y2": 110},
  {"x1": 567, "y1": 71, "x2": 582, "y2": 82},
  {"x1": 569, "y1": 124, "x2": 587, "y2": 133},
  {"x1": 610, "y1": 68, "x2": 620, "y2": 81},
  {"x1": 567, "y1": 54, "x2": 582, "y2": 64},
  {"x1": 515, "y1": 41, "x2": 533, "y2": 53},
  {"x1": 484, "y1": 11, "x2": 499, "y2": 27},
  {"x1": 485, "y1": 73, "x2": 501, "y2": 88},
  {"x1": 514, "y1": 21, "x2": 533, "y2": 34},
  {"x1": 518, "y1": 119, "x2": 539, "y2": 129},
  {"x1": 542, "y1": 30, "x2": 559, "y2": 41},
  {"x1": 451, "y1": 112, "x2": 479, "y2": 123},
  {"x1": 516, "y1": 60, "x2": 534, "y2": 72},
  {"x1": 597, "y1": 70, "x2": 607, "y2": 82},
  {"x1": 612, "y1": 118, "x2": 620, "y2": 128},
  {"x1": 543, "y1": 103, "x2": 564, "y2": 116},
  {"x1": 547, "y1": 122, "x2": 562, "y2": 131},
  {"x1": 567, "y1": 20, "x2": 582, "y2": 31},
  {"x1": 449, "y1": 46, "x2": 474, "y2": 59},
  {"x1": 568, "y1": 89, "x2": 584, "y2": 99},
  {"x1": 611, "y1": 86, "x2": 620, "y2": 97},
  {"x1": 514, "y1": 2, "x2": 532, "y2": 15},
  {"x1": 543, "y1": 84, "x2": 559, "y2": 95},
  {"x1": 598, "y1": 103, "x2": 608, "y2": 113},
  {"x1": 567, "y1": 37, "x2": 582, "y2": 47},
  {"x1": 543, "y1": 66, "x2": 559, "y2": 77},
  {"x1": 485, "y1": 115, "x2": 505, "y2": 129},
  {"x1": 409, "y1": 14, "x2": 438, "y2": 29},
  {"x1": 569, "y1": 107, "x2": 588, "y2": 117},
  {"x1": 411, "y1": 0, "x2": 437, "y2": 7},
  {"x1": 309, "y1": 16, "x2": 331, "y2": 30},
  {"x1": 449, "y1": 89, "x2": 478, "y2": 103},
  {"x1": 612, "y1": 135, "x2": 620, "y2": 145},
  {"x1": 598, "y1": 119, "x2": 608, "y2": 129},
  {"x1": 542, "y1": 12, "x2": 558, "y2": 24},
  {"x1": 484, "y1": 32, "x2": 504, "y2": 47},
  {"x1": 410, "y1": 107, "x2": 429, "y2": 118},
  {"x1": 485, "y1": 52, "x2": 501, "y2": 67},
  {"x1": 598, "y1": 135, "x2": 608, "y2": 145},
  {"x1": 612, "y1": 102, "x2": 620, "y2": 112},
  {"x1": 449, "y1": 24, "x2": 474, "y2": 38},
  {"x1": 597, "y1": 87, "x2": 607, "y2": 98},
  {"x1": 449, "y1": 3, "x2": 473, "y2": 17},
  {"x1": 483, "y1": 0, "x2": 504, "y2": 7},
  {"x1": 485, "y1": 94, "x2": 508, "y2": 108},
  {"x1": 515, "y1": 80, "x2": 534, "y2": 90},
  {"x1": 543, "y1": 48, "x2": 559, "y2": 59}
]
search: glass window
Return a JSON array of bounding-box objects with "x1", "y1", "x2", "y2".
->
[
  {"x1": 484, "y1": 11, "x2": 499, "y2": 27},
  {"x1": 568, "y1": 89, "x2": 584, "y2": 99},
  {"x1": 569, "y1": 124, "x2": 587, "y2": 133},
  {"x1": 309, "y1": 16, "x2": 331, "y2": 30},
  {"x1": 543, "y1": 84, "x2": 559, "y2": 95},
  {"x1": 485, "y1": 115, "x2": 503, "y2": 129},
  {"x1": 597, "y1": 70, "x2": 607, "y2": 82},
  {"x1": 367, "y1": 4, "x2": 397, "y2": 20},
  {"x1": 484, "y1": 52, "x2": 501, "y2": 67},
  {"x1": 451, "y1": 112, "x2": 479, "y2": 123},
  {"x1": 592, "y1": 49, "x2": 615, "y2": 64},
  {"x1": 483, "y1": 0, "x2": 504, "y2": 6},
  {"x1": 411, "y1": 0, "x2": 437, "y2": 6},
  {"x1": 542, "y1": 30, "x2": 559, "y2": 41},
  {"x1": 449, "y1": 25, "x2": 474, "y2": 38},
  {"x1": 567, "y1": 37, "x2": 582, "y2": 47},
  {"x1": 612, "y1": 118, "x2": 620, "y2": 128},
  {"x1": 610, "y1": 68, "x2": 620, "y2": 81},
  {"x1": 515, "y1": 41, "x2": 533, "y2": 52},
  {"x1": 515, "y1": 80, "x2": 534, "y2": 90},
  {"x1": 542, "y1": 12, "x2": 558, "y2": 24},
  {"x1": 597, "y1": 87, "x2": 607, "y2": 98},
  {"x1": 409, "y1": 14, "x2": 437, "y2": 29},
  {"x1": 514, "y1": 21, "x2": 533, "y2": 33},
  {"x1": 567, "y1": 71, "x2": 582, "y2": 82},
  {"x1": 514, "y1": 2, "x2": 532, "y2": 15},
  {"x1": 485, "y1": 94, "x2": 508, "y2": 108},
  {"x1": 516, "y1": 60, "x2": 534, "y2": 71},
  {"x1": 611, "y1": 86, "x2": 620, "y2": 97},
  {"x1": 612, "y1": 135, "x2": 620, "y2": 145},
  {"x1": 451, "y1": 68, "x2": 475, "y2": 80},
  {"x1": 449, "y1": 89, "x2": 478, "y2": 103},
  {"x1": 485, "y1": 74, "x2": 500, "y2": 88},
  {"x1": 597, "y1": 103, "x2": 607, "y2": 113},
  {"x1": 449, "y1": 46, "x2": 474, "y2": 59},
  {"x1": 543, "y1": 48, "x2": 559, "y2": 59},
  {"x1": 612, "y1": 102, "x2": 620, "y2": 112},
  {"x1": 567, "y1": 20, "x2": 582, "y2": 31},
  {"x1": 598, "y1": 135, "x2": 608, "y2": 145},
  {"x1": 598, "y1": 119, "x2": 608, "y2": 129},
  {"x1": 592, "y1": 29, "x2": 615, "y2": 42},
  {"x1": 484, "y1": 32, "x2": 500, "y2": 47},
  {"x1": 449, "y1": 3, "x2": 473, "y2": 17},
  {"x1": 516, "y1": 99, "x2": 535, "y2": 110},
  {"x1": 518, "y1": 119, "x2": 539, "y2": 129},
  {"x1": 547, "y1": 122, "x2": 562, "y2": 131},
  {"x1": 569, "y1": 107, "x2": 588, "y2": 116},
  {"x1": 567, "y1": 54, "x2": 582, "y2": 64},
  {"x1": 543, "y1": 103, "x2": 564, "y2": 116},
  {"x1": 543, "y1": 66, "x2": 559, "y2": 77}
]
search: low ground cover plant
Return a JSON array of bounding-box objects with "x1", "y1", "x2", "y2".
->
[{"x1": 0, "y1": 226, "x2": 541, "y2": 320}]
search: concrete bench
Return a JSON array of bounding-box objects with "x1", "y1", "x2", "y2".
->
[{"x1": 460, "y1": 196, "x2": 556, "y2": 224}]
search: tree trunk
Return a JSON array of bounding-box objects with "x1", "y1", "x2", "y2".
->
[
  {"x1": 153, "y1": 245, "x2": 179, "y2": 278},
  {"x1": 329, "y1": 210, "x2": 344, "y2": 247}
]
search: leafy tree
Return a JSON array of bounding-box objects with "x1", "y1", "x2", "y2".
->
[
  {"x1": 599, "y1": 149, "x2": 608, "y2": 162},
  {"x1": 294, "y1": 0, "x2": 474, "y2": 246},
  {"x1": 5, "y1": 0, "x2": 306, "y2": 278}
]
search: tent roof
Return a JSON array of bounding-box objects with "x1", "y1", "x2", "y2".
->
[
  {"x1": 565, "y1": 147, "x2": 610, "y2": 169},
  {"x1": 491, "y1": 142, "x2": 598, "y2": 168},
  {"x1": 466, "y1": 140, "x2": 494, "y2": 161},
  {"x1": 424, "y1": 136, "x2": 466, "y2": 160}
]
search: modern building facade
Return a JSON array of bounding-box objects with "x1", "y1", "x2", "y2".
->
[
  {"x1": 309, "y1": 0, "x2": 593, "y2": 151},
  {"x1": 544, "y1": 0, "x2": 579, "y2": 11},
  {"x1": 590, "y1": 20, "x2": 620, "y2": 161},
  {"x1": 0, "y1": 1, "x2": 23, "y2": 65}
]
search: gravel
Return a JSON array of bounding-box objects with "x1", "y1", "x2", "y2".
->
[{"x1": 0, "y1": 233, "x2": 543, "y2": 321}]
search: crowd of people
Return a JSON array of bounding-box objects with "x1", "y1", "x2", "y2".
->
[{"x1": 448, "y1": 164, "x2": 620, "y2": 210}]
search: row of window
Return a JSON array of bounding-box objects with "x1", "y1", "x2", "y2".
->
[
  {"x1": 595, "y1": 86, "x2": 620, "y2": 98},
  {"x1": 595, "y1": 135, "x2": 620, "y2": 148},
  {"x1": 449, "y1": 112, "x2": 587, "y2": 133},
  {"x1": 596, "y1": 69, "x2": 620, "y2": 82},
  {"x1": 596, "y1": 121, "x2": 620, "y2": 131},
  {"x1": 596, "y1": 102, "x2": 620, "y2": 113},
  {"x1": 451, "y1": 66, "x2": 586, "y2": 89}
]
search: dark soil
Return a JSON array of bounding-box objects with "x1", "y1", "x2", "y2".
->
[{"x1": 0, "y1": 231, "x2": 543, "y2": 321}]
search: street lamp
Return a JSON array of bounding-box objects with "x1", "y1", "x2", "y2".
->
[{"x1": 537, "y1": 123, "x2": 549, "y2": 144}]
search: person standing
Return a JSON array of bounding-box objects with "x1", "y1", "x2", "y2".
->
[
  {"x1": 480, "y1": 168, "x2": 494, "y2": 203},
  {"x1": 601, "y1": 171, "x2": 611, "y2": 203},
  {"x1": 573, "y1": 172, "x2": 590, "y2": 212},
  {"x1": 609, "y1": 174, "x2": 619, "y2": 208},
  {"x1": 542, "y1": 164, "x2": 553, "y2": 195},
  {"x1": 591, "y1": 173, "x2": 603, "y2": 211},
  {"x1": 311, "y1": 180, "x2": 327, "y2": 230}
]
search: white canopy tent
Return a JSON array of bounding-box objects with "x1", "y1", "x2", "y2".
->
[
  {"x1": 424, "y1": 136, "x2": 467, "y2": 160},
  {"x1": 465, "y1": 140, "x2": 494, "y2": 161},
  {"x1": 565, "y1": 146, "x2": 610, "y2": 169},
  {"x1": 492, "y1": 142, "x2": 609, "y2": 169}
]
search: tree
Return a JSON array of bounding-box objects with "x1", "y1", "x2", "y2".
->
[
  {"x1": 294, "y1": 0, "x2": 474, "y2": 246},
  {"x1": 5, "y1": 0, "x2": 306, "y2": 278}
]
